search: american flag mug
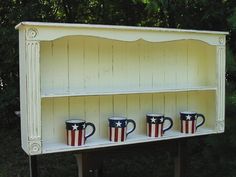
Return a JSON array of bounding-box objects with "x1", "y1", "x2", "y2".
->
[
  {"x1": 65, "y1": 119, "x2": 96, "y2": 146},
  {"x1": 180, "y1": 112, "x2": 205, "y2": 134},
  {"x1": 108, "y1": 117, "x2": 136, "y2": 142},
  {"x1": 146, "y1": 113, "x2": 173, "y2": 137}
]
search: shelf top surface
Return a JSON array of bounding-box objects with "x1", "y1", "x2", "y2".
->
[{"x1": 15, "y1": 21, "x2": 228, "y2": 35}]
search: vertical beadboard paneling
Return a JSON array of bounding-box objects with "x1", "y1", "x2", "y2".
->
[
  {"x1": 84, "y1": 37, "x2": 99, "y2": 92},
  {"x1": 68, "y1": 37, "x2": 84, "y2": 93},
  {"x1": 98, "y1": 39, "x2": 113, "y2": 92},
  {"x1": 140, "y1": 94, "x2": 153, "y2": 134},
  {"x1": 164, "y1": 42, "x2": 177, "y2": 88},
  {"x1": 152, "y1": 43, "x2": 165, "y2": 89},
  {"x1": 176, "y1": 92, "x2": 188, "y2": 130},
  {"x1": 41, "y1": 98, "x2": 54, "y2": 142},
  {"x1": 52, "y1": 39, "x2": 68, "y2": 94},
  {"x1": 40, "y1": 42, "x2": 53, "y2": 95},
  {"x1": 187, "y1": 91, "x2": 198, "y2": 112},
  {"x1": 164, "y1": 93, "x2": 177, "y2": 129},
  {"x1": 139, "y1": 41, "x2": 153, "y2": 90},
  {"x1": 205, "y1": 91, "x2": 216, "y2": 129},
  {"x1": 85, "y1": 96, "x2": 100, "y2": 139},
  {"x1": 187, "y1": 41, "x2": 198, "y2": 87},
  {"x1": 187, "y1": 40, "x2": 207, "y2": 87},
  {"x1": 206, "y1": 45, "x2": 216, "y2": 86},
  {"x1": 126, "y1": 42, "x2": 140, "y2": 89},
  {"x1": 127, "y1": 95, "x2": 140, "y2": 134},
  {"x1": 196, "y1": 41, "x2": 207, "y2": 86},
  {"x1": 153, "y1": 93, "x2": 165, "y2": 114},
  {"x1": 113, "y1": 41, "x2": 127, "y2": 91},
  {"x1": 69, "y1": 97, "x2": 85, "y2": 119},
  {"x1": 197, "y1": 91, "x2": 208, "y2": 128},
  {"x1": 176, "y1": 41, "x2": 188, "y2": 88},
  {"x1": 53, "y1": 97, "x2": 69, "y2": 143},
  {"x1": 99, "y1": 96, "x2": 113, "y2": 139},
  {"x1": 113, "y1": 95, "x2": 127, "y2": 117}
]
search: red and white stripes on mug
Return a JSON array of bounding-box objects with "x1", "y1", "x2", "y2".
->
[
  {"x1": 67, "y1": 129, "x2": 85, "y2": 146},
  {"x1": 65, "y1": 119, "x2": 96, "y2": 146},
  {"x1": 146, "y1": 114, "x2": 173, "y2": 138},
  {"x1": 108, "y1": 117, "x2": 136, "y2": 142},
  {"x1": 109, "y1": 127, "x2": 127, "y2": 142},
  {"x1": 146, "y1": 123, "x2": 163, "y2": 137},
  {"x1": 181, "y1": 119, "x2": 197, "y2": 134},
  {"x1": 180, "y1": 112, "x2": 205, "y2": 134}
]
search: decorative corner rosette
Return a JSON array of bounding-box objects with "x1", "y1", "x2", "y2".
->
[
  {"x1": 27, "y1": 28, "x2": 38, "y2": 39},
  {"x1": 29, "y1": 141, "x2": 41, "y2": 155}
]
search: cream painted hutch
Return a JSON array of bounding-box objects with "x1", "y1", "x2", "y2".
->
[{"x1": 15, "y1": 22, "x2": 227, "y2": 156}]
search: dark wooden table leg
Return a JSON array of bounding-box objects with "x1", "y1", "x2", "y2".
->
[
  {"x1": 174, "y1": 140, "x2": 186, "y2": 177},
  {"x1": 29, "y1": 155, "x2": 38, "y2": 177}
]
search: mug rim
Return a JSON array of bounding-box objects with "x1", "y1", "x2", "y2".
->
[
  {"x1": 146, "y1": 113, "x2": 164, "y2": 117},
  {"x1": 180, "y1": 111, "x2": 197, "y2": 114},
  {"x1": 66, "y1": 119, "x2": 85, "y2": 124},
  {"x1": 108, "y1": 116, "x2": 127, "y2": 120}
]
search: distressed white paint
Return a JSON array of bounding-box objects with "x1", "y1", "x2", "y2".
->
[
  {"x1": 16, "y1": 22, "x2": 226, "y2": 155},
  {"x1": 15, "y1": 22, "x2": 228, "y2": 46}
]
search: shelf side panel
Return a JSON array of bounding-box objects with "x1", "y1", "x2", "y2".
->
[{"x1": 19, "y1": 29, "x2": 28, "y2": 153}]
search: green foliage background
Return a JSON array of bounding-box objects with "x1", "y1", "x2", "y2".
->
[{"x1": 1, "y1": 0, "x2": 236, "y2": 177}]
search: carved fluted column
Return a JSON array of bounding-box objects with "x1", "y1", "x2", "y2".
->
[
  {"x1": 216, "y1": 36, "x2": 226, "y2": 133},
  {"x1": 25, "y1": 31, "x2": 41, "y2": 155}
]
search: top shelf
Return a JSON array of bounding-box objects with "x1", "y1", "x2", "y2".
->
[{"x1": 15, "y1": 21, "x2": 229, "y2": 35}]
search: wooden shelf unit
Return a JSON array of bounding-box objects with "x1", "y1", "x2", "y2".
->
[{"x1": 16, "y1": 22, "x2": 227, "y2": 155}]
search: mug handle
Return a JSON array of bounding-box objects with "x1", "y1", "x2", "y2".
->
[
  {"x1": 163, "y1": 117, "x2": 173, "y2": 133},
  {"x1": 196, "y1": 114, "x2": 205, "y2": 129},
  {"x1": 126, "y1": 119, "x2": 136, "y2": 136},
  {"x1": 85, "y1": 122, "x2": 96, "y2": 140}
]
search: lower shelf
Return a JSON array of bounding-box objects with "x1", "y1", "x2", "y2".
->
[{"x1": 42, "y1": 128, "x2": 216, "y2": 154}]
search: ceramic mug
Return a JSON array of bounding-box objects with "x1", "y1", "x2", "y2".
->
[
  {"x1": 180, "y1": 111, "x2": 205, "y2": 134},
  {"x1": 108, "y1": 117, "x2": 136, "y2": 142},
  {"x1": 146, "y1": 113, "x2": 173, "y2": 137},
  {"x1": 65, "y1": 119, "x2": 95, "y2": 146}
]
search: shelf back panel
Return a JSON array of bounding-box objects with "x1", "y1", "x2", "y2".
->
[
  {"x1": 40, "y1": 37, "x2": 216, "y2": 96},
  {"x1": 41, "y1": 91, "x2": 216, "y2": 144}
]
